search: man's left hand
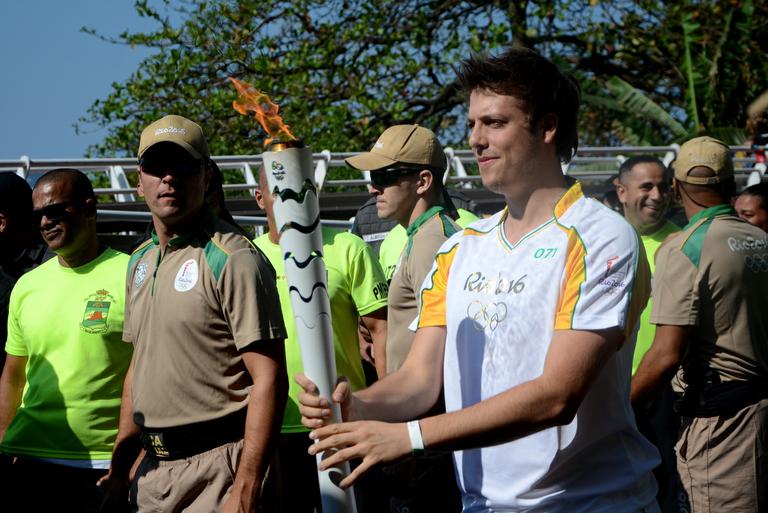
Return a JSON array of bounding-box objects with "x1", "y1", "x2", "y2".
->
[
  {"x1": 308, "y1": 420, "x2": 411, "y2": 488},
  {"x1": 219, "y1": 489, "x2": 256, "y2": 513}
]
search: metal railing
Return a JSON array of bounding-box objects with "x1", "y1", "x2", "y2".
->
[
  {"x1": 2, "y1": 144, "x2": 765, "y2": 201},
  {"x1": 96, "y1": 209, "x2": 353, "y2": 229}
]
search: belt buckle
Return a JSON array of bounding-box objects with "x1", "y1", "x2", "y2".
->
[{"x1": 144, "y1": 432, "x2": 170, "y2": 458}]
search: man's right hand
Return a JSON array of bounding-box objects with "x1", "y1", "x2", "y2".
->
[
  {"x1": 97, "y1": 467, "x2": 130, "y2": 513},
  {"x1": 97, "y1": 447, "x2": 144, "y2": 512},
  {"x1": 296, "y1": 373, "x2": 353, "y2": 429}
]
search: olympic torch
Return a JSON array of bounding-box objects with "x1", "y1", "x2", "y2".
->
[{"x1": 230, "y1": 78, "x2": 357, "y2": 513}]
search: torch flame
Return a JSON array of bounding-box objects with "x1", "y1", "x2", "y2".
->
[{"x1": 229, "y1": 77, "x2": 298, "y2": 146}]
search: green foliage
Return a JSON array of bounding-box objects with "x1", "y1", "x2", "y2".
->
[
  {"x1": 594, "y1": 0, "x2": 768, "y2": 145},
  {"x1": 79, "y1": 0, "x2": 768, "y2": 161}
]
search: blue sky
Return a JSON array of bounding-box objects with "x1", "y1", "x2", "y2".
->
[{"x1": 0, "y1": 1, "x2": 161, "y2": 159}]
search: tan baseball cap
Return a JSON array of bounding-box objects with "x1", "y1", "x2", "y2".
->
[
  {"x1": 345, "y1": 124, "x2": 446, "y2": 171},
  {"x1": 672, "y1": 136, "x2": 733, "y2": 185},
  {"x1": 138, "y1": 115, "x2": 209, "y2": 159}
]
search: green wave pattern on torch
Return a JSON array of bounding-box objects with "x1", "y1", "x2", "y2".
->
[
  {"x1": 273, "y1": 179, "x2": 317, "y2": 204},
  {"x1": 278, "y1": 215, "x2": 320, "y2": 235},
  {"x1": 284, "y1": 250, "x2": 324, "y2": 269}
]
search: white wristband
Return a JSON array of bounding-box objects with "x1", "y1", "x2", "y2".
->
[{"x1": 406, "y1": 420, "x2": 425, "y2": 455}]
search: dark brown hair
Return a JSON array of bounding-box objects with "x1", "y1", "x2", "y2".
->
[{"x1": 457, "y1": 47, "x2": 580, "y2": 163}]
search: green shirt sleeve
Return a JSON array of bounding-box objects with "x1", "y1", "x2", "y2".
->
[
  {"x1": 5, "y1": 283, "x2": 28, "y2": 357},
  {"x1": 345, "y1": 233, "x2": 389, "y2": 316}
]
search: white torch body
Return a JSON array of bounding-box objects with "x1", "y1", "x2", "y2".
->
[{"x1": 262, "y1": 143, "x2": 357, "y2": 513}]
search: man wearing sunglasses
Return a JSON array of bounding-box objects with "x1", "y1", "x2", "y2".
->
[
  {"x1": 345, "y1": 124, "x2": 462, "y2": 512},
  {"x1": 0, "y1": 168, "x2": 133, "y2": 512},
  {"x1": 101, "y1": 115, "x2": 287, "y2": 513},
  {"x1": 346, "y1": 124, "x2": 460, "y2": 379}
]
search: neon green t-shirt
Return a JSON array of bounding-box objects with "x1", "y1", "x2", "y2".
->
[
  {"x1": 254, "y1": 227, "x2": 388, "y2": 433},
  {"x1": 632, "y1": 220, "x2": 680, "y2": 374},
  {"x1": 379, "y1": 208, "x2": 479, "y2": 280},
  {"x1": 2, "y1": 248, "x2": 133, "y2": 460}
]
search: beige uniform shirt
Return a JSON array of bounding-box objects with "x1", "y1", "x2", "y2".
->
[
  {"x1": 124, "y1": 216, "x2": 286, "y2": 428},
  {"x1": 386, "y1": 206, "x2": 459, "y2": 373},
  {"x1": 652, "y1": 204, "x2": 768, "y2": 386}
]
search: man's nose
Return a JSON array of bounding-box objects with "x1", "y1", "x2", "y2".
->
[{"x1": 468, "y1": 125, "x2": 486, "y2": 151}]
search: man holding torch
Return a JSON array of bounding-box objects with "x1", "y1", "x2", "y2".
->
[
  {"x1": 299, "y1": 48, "x2": 661, "y2": 512},
  {"x1": 101, "y1": 114, "x2": 288, "y2": 513}
]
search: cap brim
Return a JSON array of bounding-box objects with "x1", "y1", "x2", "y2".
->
[
  {"x1": 138, "y1": 140, "x2": 203, "y2": 160},
  {"x1": 345, "y1": 152, "x2": 398, "y2": 171}
]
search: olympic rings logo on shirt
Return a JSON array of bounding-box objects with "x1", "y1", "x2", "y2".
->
[
  {"x1": 467, "y1": 300, "x2": 508, "y2": 332},
  {"x1": 744, "y1": 253, "x2": 768, "y2": 273}
]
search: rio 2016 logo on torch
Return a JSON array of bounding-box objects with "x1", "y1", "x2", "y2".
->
[{"x1": 271, "y1": 160, "x2": 286, "y2": 181}]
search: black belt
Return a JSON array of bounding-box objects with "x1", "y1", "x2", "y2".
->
[
  {"x1": 676, "y1": 379, "x2": 768, "y2": 417},
  {"x1": 139, "y1": 408, "x2": 247, "y2": 460}
]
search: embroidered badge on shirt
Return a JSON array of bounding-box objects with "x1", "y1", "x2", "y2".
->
[
  {"x1": 81, "y1": 289, "x2": 115, "y2": 334},
  {"x1": 598, "y1": 255, "x2": 627, "y2": 295},
  {"x1": 134, "y1": 262, "x2": 148, "y2": 289},
  {"x1": 174, "y1": 259, "x2": 199, "y2": 292}
]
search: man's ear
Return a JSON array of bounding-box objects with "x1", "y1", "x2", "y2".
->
[
  {"x1": 83, "y1": 198, "x2": 97, "y2": 218},
  {"x1": 0, "y1": 212, "x2": 7, "y2": 234},
  {"x1": 672, "y1": 178, "x2": 682, "y2": 202},
  {"x1": 416, "y1": 169, "x2": 434, "y2": 195},
  {"x1": 137, "y1": 170, "x2": 145, "y2": 197},
  {"x1": 254, "y1": 188, "x2": 265, "y2": 210},
  {"x1": 616, "y1": 182, "x2": 627, "y2": 204},
  {"x1": 539, "y1": 113, "x2": 558, "y2": 144}
]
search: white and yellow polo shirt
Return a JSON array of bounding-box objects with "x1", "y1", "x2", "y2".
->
[{"x1": 417, "y1": 183, "x2": 659, "y2": 512}]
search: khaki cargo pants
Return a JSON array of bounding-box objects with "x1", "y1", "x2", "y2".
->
[
  {"x1": 130, "y1": 439, "x2": 244, "y2": 513},
  {"x1": 676, "y1": 399, "x2": 768, "y2": 512}
]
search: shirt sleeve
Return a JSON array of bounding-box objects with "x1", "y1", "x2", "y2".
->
[
  {"x1": 554, "y1": 222, "x2": 650, "y2": 337},
  {"x1": 346, "y1": 239, "x2": 389, "y2": 316},
  {"x1": 219, "y1": 247, "x2": 287, "y2": 350},
  {"x1": 417, "y1": 238, "x2": 460, "y2": 329},
  {"x1": 650, "y1": 239, "x2": 699, "y2": 326},
  {"x1": 5, "y1": 284, "x2": 28, "y2": 357}
]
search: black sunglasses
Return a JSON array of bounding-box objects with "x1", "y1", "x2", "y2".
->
[
  {"x1": 31, "y1": 201, "x2": 77, "y2": 224},
  {"x1": 369, "y1": 167, "x2": 422, "y2": 188},
  {"x1": 138, "y1": 157, "x2": 203, "y2": 178}
]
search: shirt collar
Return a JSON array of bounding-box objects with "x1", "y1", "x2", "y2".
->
[
  {"x1": 406, "y1": 205, "x2": 445, "y2": 237},
  {"x1": 553, "y1": 181, "x2": 584, "y2": 219},
  {"x1": 150, "y1": 207, "x2": 214, "y2": 248},
  {"x1": 685, "y1": 204, "x2": 735, "y2": 229}
]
